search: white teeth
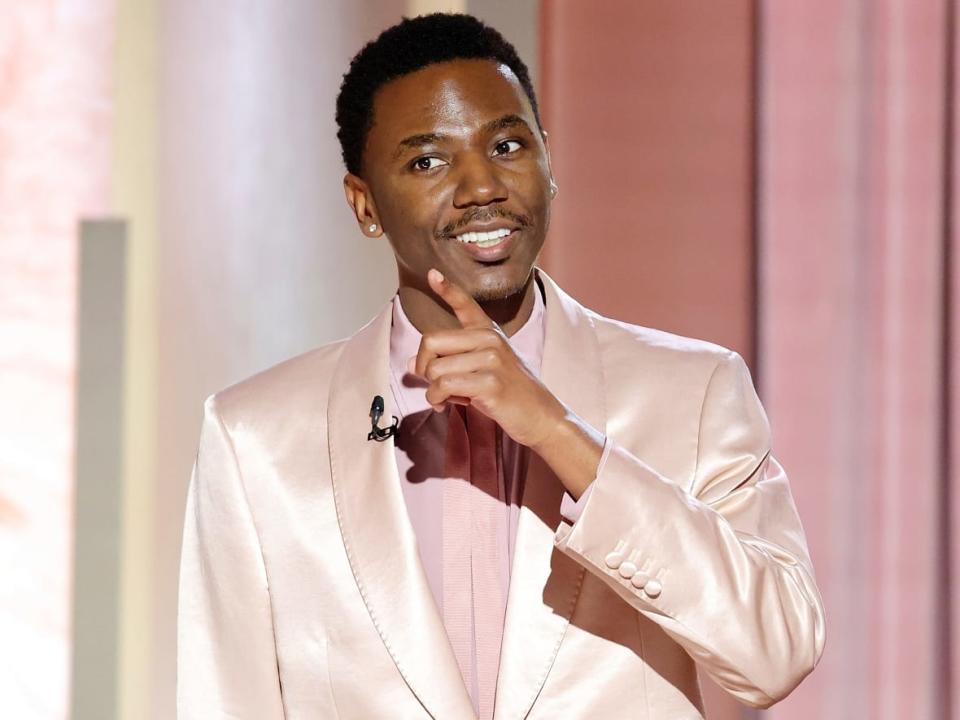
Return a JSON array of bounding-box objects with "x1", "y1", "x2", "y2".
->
[{"x1": 454, "y1": 228, "x2": 513, "y2": 244}]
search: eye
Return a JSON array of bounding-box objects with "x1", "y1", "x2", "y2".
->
[
  {"x1": 411, "y1": 156, "x2": 447, "y2": 172},
  {"x1": 493, "y1": 139, "x2": 523, "y2": 156}
]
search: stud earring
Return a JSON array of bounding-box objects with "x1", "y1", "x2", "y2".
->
[
  {"x1": 549, "y1": 181, "x2": 558, "y2": 198},
  {"x1": 368, "y1": 223, "x2": 377, "y2": 233}
]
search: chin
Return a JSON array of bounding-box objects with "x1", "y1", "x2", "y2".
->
[{"x1": 470, "y1": 266, "x2": 531, "y2": 303}]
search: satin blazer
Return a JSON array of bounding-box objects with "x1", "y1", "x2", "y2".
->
[{"x1": 177, "y1": 267, "x2": 825, "y2": 719}]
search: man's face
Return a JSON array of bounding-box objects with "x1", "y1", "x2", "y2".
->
[{"x1": 350, "y1": 58, "x2": 554, "y2": 302}]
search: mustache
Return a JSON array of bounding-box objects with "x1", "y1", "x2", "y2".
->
[{"x1": 439, "y1": 208, "x2": 532, "y2": 237}]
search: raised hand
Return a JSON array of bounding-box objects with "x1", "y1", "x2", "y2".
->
[{"x1": 409, "y1": 268, "x2": 566, "y2": 450}]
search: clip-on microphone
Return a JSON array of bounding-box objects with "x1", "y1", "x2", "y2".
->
[{"x1": 367, "y1": 394, "x2": 399, "y2": 442}]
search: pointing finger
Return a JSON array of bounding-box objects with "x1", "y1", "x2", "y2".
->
[{"x1": 428, "y1": 268, "x2": 494, "y2": 330}]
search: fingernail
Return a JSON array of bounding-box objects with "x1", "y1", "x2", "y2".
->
[{"x1": 429, "y1": 268, "x2": 445, "y2": 284}]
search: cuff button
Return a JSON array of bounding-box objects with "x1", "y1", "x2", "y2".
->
[
  {"x1": 643, "y1": 579, "x2": 662, "y2": 598},
  {"x1": 604, "y1": 552, "x2": 624, "y2": 569},
  {"x1": 630, "y1": 571, "x2": 649, "y2": 589},
  {"x1": 618, "y1": 561, "x2": 637, "y2": 578}
]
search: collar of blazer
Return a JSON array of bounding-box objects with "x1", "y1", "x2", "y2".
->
[{"x1": 327, "y1": 266, "x2": 607, "y2": 719}]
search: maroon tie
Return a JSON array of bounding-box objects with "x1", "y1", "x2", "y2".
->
[{"x1": 442, "y1": 403, "x2": 506, "y2": 720}]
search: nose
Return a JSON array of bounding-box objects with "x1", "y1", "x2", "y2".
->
[{"x1": 451, "y1": 151, "x2": 509, "y2": 208}]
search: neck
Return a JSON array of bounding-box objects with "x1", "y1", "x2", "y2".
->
[{"x1": 397, "y1": 272, "x2": 537, "y2": 338}]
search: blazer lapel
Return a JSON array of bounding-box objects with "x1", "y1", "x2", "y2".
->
[
  {"x1": 493, "y1": 267, "x2": 607, "y2": 719},
  {"x1": 327, "y1": 299, "x2": 475, "y2": 719}
]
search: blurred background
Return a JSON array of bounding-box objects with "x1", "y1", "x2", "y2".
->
[{"x1": 1, "y1": 0, "x2": 955, "y2": 718}]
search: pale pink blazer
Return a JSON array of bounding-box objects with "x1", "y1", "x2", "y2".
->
[{"x1": 177, "y1": 267, "x2": 825, "y2": 719}]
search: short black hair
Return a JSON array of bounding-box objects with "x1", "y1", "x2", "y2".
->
[{"x1": 335, "y1": 12, "x2": 542, "y2": 177}]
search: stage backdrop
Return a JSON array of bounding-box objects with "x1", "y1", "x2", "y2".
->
[{"x1": 1, "y1": 2, "x2": 956, "y2": 718}]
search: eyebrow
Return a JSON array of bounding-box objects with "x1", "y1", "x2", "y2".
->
[{"x1": 392, "y1": 114, "x2": 534, "y2": 160}]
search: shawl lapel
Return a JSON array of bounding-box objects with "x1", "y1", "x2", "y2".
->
[{"x1": 327, "y1": 299, "x2": 476, "y2": 719}]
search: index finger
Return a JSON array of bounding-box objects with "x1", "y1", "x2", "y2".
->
[{"x1": 428, "y1": 268, "x2": 494, "y2": 330}]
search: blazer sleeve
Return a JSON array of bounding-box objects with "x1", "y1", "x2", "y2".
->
[
  {"x1": 177, "y1": 395, "x2": 286, "y2": 719},
  {"x1": 553, "y1": 350, "x2": 826, "y2": 709}
]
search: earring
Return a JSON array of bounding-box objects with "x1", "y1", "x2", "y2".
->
[
  {"x1": 549, "y1": 181, "x2": 558, "y2": 198},
  {"x1": 368, "y1": 223, "x2": 377, "y2": 232}
]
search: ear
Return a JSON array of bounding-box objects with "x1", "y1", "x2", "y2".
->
[
  {"x1": 343, "y1": 173, "x2": 383, "y2": 237},
  {"x1": 540, "y1": 129, "x2": 558, "y2": 194}
]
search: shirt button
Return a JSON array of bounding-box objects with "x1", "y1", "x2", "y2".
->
[
  {"x1": 644, "y1": 579, "x2": 663, "y2": 598},
  {"x1": 618, "y1": 561, "x2": 637, "y2": 578},
  {"x1": 604, "y1": 552, "x2": 624, "y2": 569},
  {"x1": 630, "y1": 570, "x2": 650, "y2": 589}
]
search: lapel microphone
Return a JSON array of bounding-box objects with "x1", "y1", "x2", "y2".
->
[{"x1": 367, "y1": 394, "x2": 400, "y2": 442}]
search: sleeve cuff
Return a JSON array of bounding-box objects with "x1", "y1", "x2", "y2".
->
[{"x1": 559, "y1": 435, "x2": 612, "y2": 523}]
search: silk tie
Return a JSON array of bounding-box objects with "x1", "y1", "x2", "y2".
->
[{"x1": 442, "y1": 403, "x2": 506, "y2": 720}]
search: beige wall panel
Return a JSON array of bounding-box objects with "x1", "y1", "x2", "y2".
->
[{"x1": 110, "y1": 0, "x2": 159, "y2": 716}]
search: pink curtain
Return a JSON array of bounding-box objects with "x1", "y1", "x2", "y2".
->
[{"x1": 759, "y1": 1, "x2": 953, "y2": 717}]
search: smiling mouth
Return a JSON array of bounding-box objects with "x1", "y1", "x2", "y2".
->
[
  {"x1": 448, "y1": 228, "x2": 519, "y2": 263},
  {"x1": 451, "y1": 227, "x2": 514, "y2": 247}
]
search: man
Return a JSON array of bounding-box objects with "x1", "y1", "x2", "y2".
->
[{"x1": 177, "y1": 13, "x2": 825, "y2": 720}]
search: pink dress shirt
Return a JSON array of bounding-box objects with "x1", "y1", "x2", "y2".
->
[{"x1": 388, "y1": 280, "x2": 594, "y2": 718}]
